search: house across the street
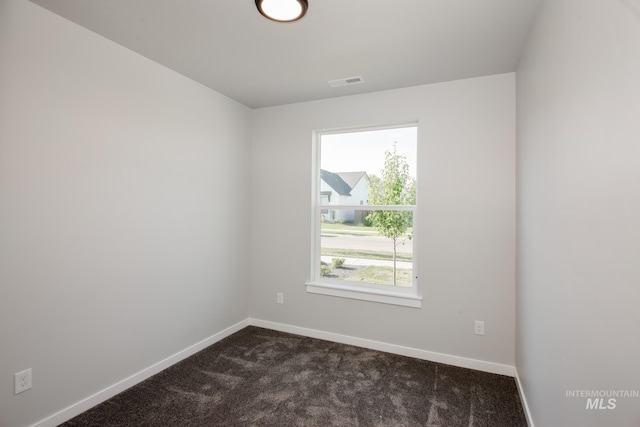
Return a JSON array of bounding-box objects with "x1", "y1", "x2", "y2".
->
[{"x1": 320, "y1": 169, "x2": 369, "y2": 224}]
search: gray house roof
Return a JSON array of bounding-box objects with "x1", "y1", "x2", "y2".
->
[
  {"x1": 320, "y1": 170, "x2": 368, "y2": 196},
  {"x1": 320, "y1": 169, "x2": 351, "y2": 195},
  {"x1": 336, "y1": 171, "x2": 368, "y2": 190}
]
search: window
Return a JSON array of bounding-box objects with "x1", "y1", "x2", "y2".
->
[{"x1": 306, "y1": 124, "x2": 421, "y2": 308}]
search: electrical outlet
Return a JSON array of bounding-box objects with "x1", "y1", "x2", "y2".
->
[
  {"x1": 277, "y1": 292, "x2": 284, "y2": 304},
  {"x1": 14, "y1": 368, "x2": 32, "y2": 395},
  {"x1": 475, "y1": 320, "x2": 485, "y2": 336}
]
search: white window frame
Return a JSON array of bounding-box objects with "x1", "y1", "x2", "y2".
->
[{"x1": 305, "y1": 124, "x2": 422, "y2": 308}]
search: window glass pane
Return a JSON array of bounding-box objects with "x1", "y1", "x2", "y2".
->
[
  {"x1": 320, "y1": 209, "x2": 413, "y2": 288},
  {"x1": 320, "y1": 126, "x2": 417, "y2": 207}
]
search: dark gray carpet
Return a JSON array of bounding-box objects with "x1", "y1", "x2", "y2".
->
[{"x1": 61, "y1": 326, "x2": 527, "y2": 426}]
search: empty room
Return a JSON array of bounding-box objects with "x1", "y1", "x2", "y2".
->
[{"x1": 1, "y1": 0, "x2": 638, "y2": 426}]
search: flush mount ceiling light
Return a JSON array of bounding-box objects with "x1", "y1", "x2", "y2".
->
[{"x1": 256, "y1": 0, "x2": 308, "y2": 22}]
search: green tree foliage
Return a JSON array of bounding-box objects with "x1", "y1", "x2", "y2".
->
[{"x1": 366, "y1": 143, "x2": 415, "y2": 285}]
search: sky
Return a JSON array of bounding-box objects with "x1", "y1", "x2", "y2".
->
[{"x1": 320, "y1": 126, "x2": 417, "y2": 178}]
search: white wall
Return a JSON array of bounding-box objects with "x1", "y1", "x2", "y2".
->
[
  {"x1": 516, "y1": 0, "x2": 640, "y2": 426},
  {"x1": 250, "y1": 74, "x2": 516, "y2": 368},
  {"x1": 0, "y1": 1, "x2": 251, "y2": 426},
  {"x1": 349, "y1": 177, "x2": 369, "y2": 209}
]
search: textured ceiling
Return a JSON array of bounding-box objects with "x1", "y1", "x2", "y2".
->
[{"x1": 29, "y1": 0, "x2": 542, "y2": 108}]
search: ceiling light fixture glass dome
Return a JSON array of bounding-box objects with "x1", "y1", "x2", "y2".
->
[{"x1": 255, "y1": 0, "x2": 308, "y2": 22}]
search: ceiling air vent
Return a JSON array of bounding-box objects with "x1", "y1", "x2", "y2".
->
[{"x1": 328, "y1": 76, "x2": 365, "y2": 88}]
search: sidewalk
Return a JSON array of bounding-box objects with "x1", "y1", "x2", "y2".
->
[{"x1": 321, "y1": 256, "x2": 412, "y2": 269}]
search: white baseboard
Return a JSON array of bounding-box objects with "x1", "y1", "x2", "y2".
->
[
  {"x1": 34, "y1": 317, "x2": 518, "y2": 427},
  {"x1": 514, "y1": 367, "x2": 535, "y2": 427},
  {"x1": 33, "y1": 319, "x2": 250, "y2": 427},
  {"x1": 249, "y1": 318, "x2": 515, "y2": 377}
]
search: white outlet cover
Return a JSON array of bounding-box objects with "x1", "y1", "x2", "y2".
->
[{"x1": 14, "y1": 368, "x2": 32, "y2": 394}]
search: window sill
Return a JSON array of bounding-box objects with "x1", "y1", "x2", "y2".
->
[{"x1": 305, "y1": 281, "x2": 422, "y2": 308}]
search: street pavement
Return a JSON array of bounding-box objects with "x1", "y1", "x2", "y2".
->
[{"x1": 321, "y1": 233, "x2": 412, "y2": 254}]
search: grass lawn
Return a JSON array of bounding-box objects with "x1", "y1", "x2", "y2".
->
[
  {"x1": 320, "y1": 222, "x2": 379, "y2": 236},
  {"x1": 345, "y1": 266, "x2": 412, "y2": 287}
]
